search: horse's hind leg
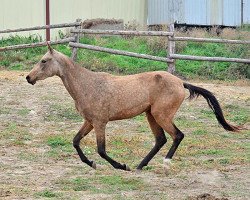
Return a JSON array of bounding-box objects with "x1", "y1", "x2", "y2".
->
[
  {"x1": 93, "y1": 122, "x2": 130, "y2": 171},
  {"x1": 137, "y1": 111, "x2": 167, "y2": 170},
  {"x1": 155, "y1": 118, "x2": 184, "y2": 170},
  {"x1": 73, "y1": 120, "x2": 96, "y2": 169},
  {"x1": 164, "y1": 124, "x2": 184, "y2": 160}
]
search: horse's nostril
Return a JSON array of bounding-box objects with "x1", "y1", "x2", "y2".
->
[{"x1": 26, "y1": 75, "x2": 30, "y2": 81}]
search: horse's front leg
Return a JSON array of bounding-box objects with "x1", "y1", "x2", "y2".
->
[
  {"x1": 94, "y1": 122, "x2": 130, "y2": 171},
  {"x1": 73, "y1": 120, "x2": 96, "y2": 169}
]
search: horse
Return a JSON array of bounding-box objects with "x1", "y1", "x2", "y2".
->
[{"x1": 26, "y1": 44, "x2": 240, "y2": 171}]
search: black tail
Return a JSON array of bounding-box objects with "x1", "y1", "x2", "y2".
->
[{"x1": 183, "y1": 83, "x2": 240, "y2": 132}]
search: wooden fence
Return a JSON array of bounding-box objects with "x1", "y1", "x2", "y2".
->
[
  {"x1": 70, "y1": 24, "x2": 250, "y2": 73},
  {"x1": 0, "y1": 20, "x2": 249, "y2": 74},
  {"x1": 0, "y1": 20, "x2": 81, "y2": 52}
]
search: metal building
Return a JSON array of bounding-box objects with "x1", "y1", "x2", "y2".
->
[{"x1": 148, "y1": 0, "x2": 250, "y2": 26}]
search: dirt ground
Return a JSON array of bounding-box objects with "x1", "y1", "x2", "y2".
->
[{"x1": 0, "y1": 70, "x2": 249, "y2": 200}]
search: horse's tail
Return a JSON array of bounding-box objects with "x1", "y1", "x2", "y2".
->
[{"x1": 183, "y1": 83, "x2": 240, "y2": 132}]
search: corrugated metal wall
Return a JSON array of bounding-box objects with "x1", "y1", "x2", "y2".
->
[
  {"x1": 0, "y1": 0, "x2": 147, "y2": 38},
  {"x1": 244, "y1": 0, "x2": 250, "y2": 24},
  {"x1": 148, "y1": 0, "x2": 250, "y2": 26}
]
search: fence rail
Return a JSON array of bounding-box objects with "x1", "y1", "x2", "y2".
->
[
  {"x1": 0, "y1": 22, "x2": 81, "y2": 34},
  {"x1": 0, "y1": 37, "x2": 75, "y2": 52},
  {"x1": 170, "y1": 54, "x2": 250, "y2": 64},
  {"x1": 0, "y1": 20, "x2": 81, "y2": 56},
  {"x1": 69, "y1": 42, "x2": 173, "y2": 63},
  {"x1": 71, "y1": 29, "x2": 174, "y2": 36},
  {"x1": 172, "y1": 37, "x2": 250, "y2": 44}
]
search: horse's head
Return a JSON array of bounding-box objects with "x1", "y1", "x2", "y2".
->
[{"x1": 26, "y1": 43, "x2": 63, "y2": 85}]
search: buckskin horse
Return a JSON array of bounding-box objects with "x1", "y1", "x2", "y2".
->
[{"x1": 26, "y1": 44, "x2": 239, "y2": 171}]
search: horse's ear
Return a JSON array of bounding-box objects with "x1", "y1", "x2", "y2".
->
[{"x1": 47, "y1": 41, "x2": 54, "y2": 54}]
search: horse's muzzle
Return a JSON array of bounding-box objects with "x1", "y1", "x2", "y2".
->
[{"x1": 26, "y1": 75, "x2": 36, "y2": 85}]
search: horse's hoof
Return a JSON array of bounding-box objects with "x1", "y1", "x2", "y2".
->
[
  {"x1": 91, "y1": 161, "x2": 96, "y2": 169},
  {"x1": 123, "y1": 164, "x2": 131, "y2": 171}
]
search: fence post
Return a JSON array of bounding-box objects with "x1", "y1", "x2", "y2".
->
[
  {"x1": 71, "y1": 19, "x2": 81, "y2": 61},
  {"x1": 167, "y1": 24, "x2": 175, "y2": 74}
]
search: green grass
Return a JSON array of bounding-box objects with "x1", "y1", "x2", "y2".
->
[
  {"x1": 47, "y1": 136, "x2": 70, "y2": 148},
  {"x1": 56, "y1": 175, "x2": 146, "y2": 194},
  {"x1": 192, "y1": 129, "x2": 207, "y2": 135},
  {"x1": 45, "y1": 103, "x2": 82, "y2": 122},
  {"x1": 0, "y1": 27, "x2": 249, "y2": 79},
  {"x1": 0, "y1": 107, "x2": 11, "y2": 115},
  {"x1": 0, "y1": 122, "x2": 32, "y2": 146},
  {"x1": 46, "y1": 135, "x2": 74, "y2": 160},
  {"x1": 225, "y1": 104, "x2": 249, "y2": 125},
  {"x1": 35, "y1": 189, "x2": 60, "y2": 198},
  {"x1": 17, "y1": 108, "x2": 30, "y2": 116}
]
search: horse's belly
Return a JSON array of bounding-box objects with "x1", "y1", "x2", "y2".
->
[{"x1": 109, "y1": 98, "x2": 150, "y2": 121}]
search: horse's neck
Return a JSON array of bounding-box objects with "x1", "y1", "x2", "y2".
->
[{"x1": 60, "y1": 64, "x2": 93, "y2": 101}]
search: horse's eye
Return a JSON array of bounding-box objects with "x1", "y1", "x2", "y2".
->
[{"x1": 41, "y1": 60, "x2": 46, "y2": 63}]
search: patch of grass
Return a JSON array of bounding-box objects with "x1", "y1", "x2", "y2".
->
[
  {"x1": 71, "y1": 177, "x2": 94, "y2": 191},
  {"x1": 225, "y1": 104, "x2": 249, "y2": 125},
  {"x1": 200, "y1": 109, "x2": 214, "y2": 118},
  {"x1": 8, "y1": 63, "x2": 24, "y2": 70},
  {"x1": 35, "y1": 189, "x2": 60, "y2": 198},
  {"x1": 46, "y1": 135, "x2": 74, "y2": 160},
  {"x1": 18, "y1": 151, "x2": 39, "y2": 162},
  {"x1": 136, "y1": 124, "x2": 149, "y2": 133},
  {"x1": 218, "y1": 158, "x2": 230, "y2": 165},
  {"x1": 192, "y1": 129, "x2": 207, "y2": 135},
  {"x1": 45, "y1": 103, "x2": 82, "y2": 122},
  {"x1": 0, "y1": 122, "x2": 32, "y2": 146},
  {"x1": 198, "y1": 149, "x2": 226, "y2": 156},
  {"x1": 47, "y1": 136, "x2": 69, "y2": 148},
  {"x1": 231, "y1": 115, "x2": 249, "y2": 125},
  {"x1": 17, "y1": 108, "x2": 30, "y2": 116},
  {"x1": 144, "y1": 165, "x2": 154, "y2": 171},
  {"x1": 57, "y1": 175, "x2": 146, "y2": 194},
  {"x1": 175, "y1": 115, "x2": 204, "y2": 128},
  {"x1": 99, "y1": 175, "x2": 143, "y2": 191},
  {"x1": 0, "y1": 107, "x2": 11, "y2": 115},
  {"x1": 56, "y1": 177, "x2": 97, "y2": 192},
  {"x1": 133, "y1": 114, "x2": 146, "y2": 122}
]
